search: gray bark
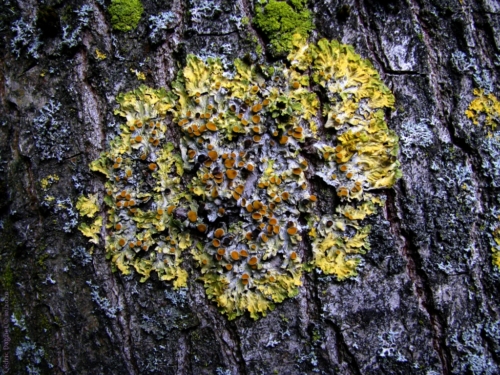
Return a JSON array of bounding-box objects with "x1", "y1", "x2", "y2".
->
[{"x1": 1, "y1": 0, "x2": 500, "y2": 374}]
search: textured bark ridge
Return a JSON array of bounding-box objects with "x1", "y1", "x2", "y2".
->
[{"x1": 1, "y1": 0, "x2": 500, "y2": 374}]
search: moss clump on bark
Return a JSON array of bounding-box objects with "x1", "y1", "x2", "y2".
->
[
  {"x1": 253, "y1": 0, "x2": 313, "y2": 56},
  {"x1": 108, "y1": 0, "x2": 143, "y2": 32}
]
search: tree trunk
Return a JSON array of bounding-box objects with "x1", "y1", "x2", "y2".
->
[{"x1": 1, "y1": 0, "x2": 500, "y2": 374}]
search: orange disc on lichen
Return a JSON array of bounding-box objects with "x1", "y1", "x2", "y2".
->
[
  {"x1": 241, "y1": 119, "x2": 249, "y2": 126},
  {"x1": 167, "y1": 205, "x2": 176, "y2": 215},
  {"x1": 226, "y1": 169, "x2": 237, "y2": 179},
  {"x1": 269, "y1": 218, "x2": 278, "y2": 226},
  {"x1": 252, "y1": 213, "x2": 262, "y2": 220},
  {"x1": 252, "y1": 201, "x2": 262, "y2": 210},
  {"x1": 252, "y1": 103, "x2": 262, "y2": 113},
  {"x1": 290, "y1": 252, "x2": 297, "y2": 260},
  {"x1": 206, "y1": 122, "x2": 217, "y2": 131},
  {"x1": 346, "y1": 172, "x2": 353, "y2": 179},
  {"x1": 197, "y1": 224, "x2": 207, "y2": 232},
  {"x1": 135, "y1": 135, "x2": 143, "y2": 143},
  {"x1": 287, "y1": 227, "x2": 298, "y2": 235},
  {"x1": 188, "y1": 149, "x2": 197, "y2": 159},
  {"x1": 309, "y1": 195, "x2": 317, "y2": 202},
  {"x1": 187, "y1": 211, "x2": 198, "y2": 222},
  {"x1": 118, "y1": 238, "x2": 126, "y2": 247},
  {"x1": 115, "y1": 223, "x2": 122, "y2": 230},
  {"x1": 149, "y1": 163, "x2": 157, "y2": 171},
  {"x1": 262, "y1": 98, "x2": 270, "y2": 106},
  {"x1": 252, "y1": 115, "x2": 261, "y2": 124},
  {"x1": 212, "y1": 239, "x2": 221, "y2": 247},
  {"x1": 273, "y1": 225, "x2": 280, "y2": 234},
  {"x1": 241, "y1": 273, "x2": 250, "y2": 280},
  {"x1": 281, "y1": 192, "x2": 290, "y2": 201},
  {"x1": 246, "y1": 164, "x2": 254, "y2": 172},
  {"x1": 214, "y1": 228, "x2": 225, "y2": 238},
  {"x1": 337, "y1": 187, "x2": 349, "y2": 197},
  {"x1": 230, "y1": 251, "x2": 240, "y2": 260},
  {"x1": 248, "y1": 257, "x2": 258, "y2": 266},
  {"x1": 279, "y1": 136, "x2": 288, "y2": 145},
  {"x1": 292, "y1": 168, "x2": 302, "y2": 175},
  {"x1": 211, "y1": 187, "x2": 219, "y2": 198},
  {"x1": 339, "y1": 165, "x2": 348, "y2": 172},
  {"x1": 235, "y1": 185, "x2": 244, "y2": 195},
  {"x1": 224, "y1": 159, "x2": 235, "y2": 168},
  {"x1": 239, "y1": 249, "x2": 249, "y2": 257},
  {"x1": 261, "y1": 234, "x2": 269, "y2": 243},
  {"x1": 241, "y1": 279, "x2": 249, "y2": 285},
  {"x1": 225, "y1": 264, "x2": 233, "y2": 271},
  {"x1": 217, "y1": 248, "x2": 226, "y2": 256},
  {"x1": 208, "y1": 150, "x2": 218, "y2": 161},
  {"x1": 292, "y1": 81, "x2": 300, "y2": 89},
  {"x1": 232, "y1": 191, "x2": 241, "y2": 200}
]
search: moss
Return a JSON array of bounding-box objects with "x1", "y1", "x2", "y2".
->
[
  {"x1": 108, "y1": 0, "x2": 143, "y2": 32},
  {"x1": 253, "y1": 0, "x2": 313, "y2": 56}
]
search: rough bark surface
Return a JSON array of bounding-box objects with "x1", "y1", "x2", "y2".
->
[{"x1": 1, "y1": 0, "x2": 500, "y2": 374}]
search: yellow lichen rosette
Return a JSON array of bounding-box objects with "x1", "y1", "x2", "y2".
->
[{"x1": 89, "y1": 35, "x2": 400, "y2": 320}]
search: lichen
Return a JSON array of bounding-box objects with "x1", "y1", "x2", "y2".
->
[
  {"x1": 76, "y1": 194, "x2": 101, "y2": 244},
  {"x1": 95, "y1": 49, "x2": 107, "y2": 60},
  {"x1": 89, "y1": 35, "x2": 400, "y2": 319},
  {"x1": 466, "y1": 90, "x2": 500, "y2": 270},
  {"x1": 76, "y1": 194, "x2": 99, "y2": 218},
  {"x1": 254, "y1": 0, "x2": 313, "y2": 56},
  {"x1": 108, "y1": 0, "x2": 143, "y2": 32},
  {"x1": 491, "y1": 225, "x2": 500, "y2": 270},
  {"x1": 39, "y1": 175, "x2": 59, "y2": 191},
  {"x1": 465, "y1": 88, "x2": 500, "y2": 130}
]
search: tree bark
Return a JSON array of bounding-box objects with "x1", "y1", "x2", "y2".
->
[{"x1": 1, "y1": 0, "x2": 500, "y2": 374}]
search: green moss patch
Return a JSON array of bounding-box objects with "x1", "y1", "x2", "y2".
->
[
  {"x1": 108, "y1": 0, "x2": 143, "y2": 32},
  {"x1": 254, "y1": 0, "x2": 313, "y2": 56}
]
